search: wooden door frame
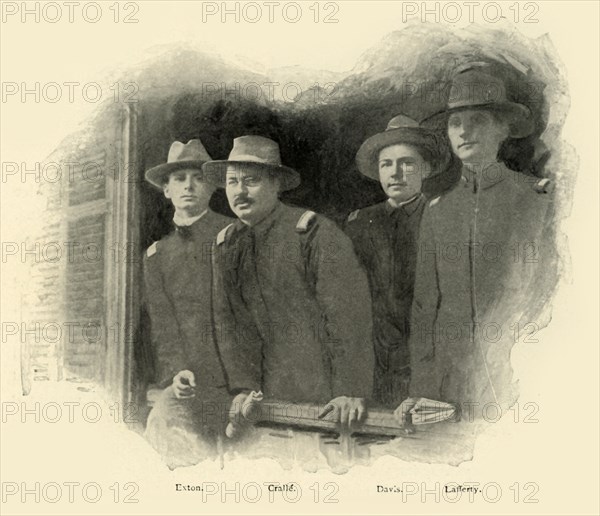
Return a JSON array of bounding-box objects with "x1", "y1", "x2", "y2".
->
[{"x1": 104, "y1": 102, "x2": 141, "y2": 412}]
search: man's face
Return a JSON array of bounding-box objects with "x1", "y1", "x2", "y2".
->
[
  {"x1": 225, "y1": 165, "x2": 280, "y2": 225},
  {"x1": 447, "y1": 109, "x2": 510, "y2": 165},
  {"x1": 378, "y1": 144, "x2": 427, "y2": 203},
  {"x1": 163, "y1": 168, "x2": 213, "y2": 215}
]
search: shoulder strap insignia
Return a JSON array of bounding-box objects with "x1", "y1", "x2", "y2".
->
[
  {"x1": 533, "y1": 178, "x2": 553, "y2": 194},
  {"x1": 296, "y1": 210, "x2": 317, "y2": 233},
  {"x1": 429, "y1": 196, "x2": 441, "y2": 207},
  {"x1": 216, "y1": 223, "x2": 235, "y2": 246},
  {"x1": 146, "y1": 242, "x2": 158, "y2": 258},
  {"x1": 347, "y1": 209, "x2": 360, "y2": 222}
]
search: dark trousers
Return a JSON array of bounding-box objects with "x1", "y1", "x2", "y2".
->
[{"x1": 373, "y1": 335, "x2": 410, "y2": 407}]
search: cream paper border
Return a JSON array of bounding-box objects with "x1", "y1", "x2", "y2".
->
[{"x1": 1, "y1": 1, "x2": 598, "y2": 514}]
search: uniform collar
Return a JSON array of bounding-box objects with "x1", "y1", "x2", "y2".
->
[
  {"x1": 173, "y1": 209, "x2": 208, "y2": 227},
  {"x1": 243, "y1": 201, "x2": 283, "y2": 236},
  {"x1": 461, "y1": 162, "x2": 508, "y2": 191},
  {"x1": 385, "y1": 194, "x2": 423, "y2": 216},
  {"x1": 173, "y1": 209, "x2": 211, "y2": 238}
]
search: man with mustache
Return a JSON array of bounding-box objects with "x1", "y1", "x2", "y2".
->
[
  {"x1": 204, "y1": 135, "x2": 374, "y2": 430},
  {"x1": 345, "y1": 114, "x2": 446, "y2": 408},
  {"x1": 143, "y1": 139, "x2": 232, "y2": 468}
]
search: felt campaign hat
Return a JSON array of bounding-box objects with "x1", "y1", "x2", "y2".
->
[
  {"x1": 203, "y1": 135, "x2": 300, "y2": 191},
  {"x1": 356, "y1": 114, "x2": 444, "y2": 181},
  {"x1": 422, "y1": 62, "x2": 534, "y2": 138},
  {"x1": 145, "y1": 139, "x2": 212, "y2": 189}
]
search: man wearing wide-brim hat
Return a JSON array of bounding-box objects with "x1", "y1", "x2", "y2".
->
[
  {"x1": 402, "y1": 62, "x2": 557, "y2": 423},
  {"x1": 345, "y1": 114, "x2": 447, "y2": 408},
  {"x1": 204, "y1": 135, "x2": 375, "y2": 434},
  {"x1": 421, "y1": 60, "x2": 536, "y2": 139},
  {"x1": 142, "y1": 139, "x2": 233, "y2": 468}
]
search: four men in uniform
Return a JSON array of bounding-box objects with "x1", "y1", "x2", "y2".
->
[{"x1": 142, "y1": 62, "x2": 554, "y2": 458}]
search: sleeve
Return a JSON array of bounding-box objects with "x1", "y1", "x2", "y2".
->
[
  {"x1": 308, "y1": 218, "x2": 375, "y2": 399},
  {"x1": 408, "y1": 205, "x2": 442, "y2": 399},
  {"x1": 516, "y1": 195, "x2": 558, "y2": 326},
  {"x1": 142, "y1": 253, "x2": 188, "y2": 388},
  {"x1": 210, "y1": 240, "x2": 263, "y2": 395},
  {"x1": 342, "y1": 214, "x2": 367, "y2": 271}
]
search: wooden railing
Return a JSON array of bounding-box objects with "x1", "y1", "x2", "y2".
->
[{"x1": 146, "y1": 388, "x2": 459, "y2": 437}]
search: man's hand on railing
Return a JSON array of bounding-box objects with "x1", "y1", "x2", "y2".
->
[
  {"x1": 318, "y1": 396, "x2": 366, "y2": 429},
  {"x1": 172, "y1": 370, "x2": 196, "y2": 399},
  {"x1": 226, "y1": 390, "x2": 264, "y2": 438},
  {"x1": 393, "y1": 397, "x2": 418, "y2": 433},
  {"x1": 393, "y1": 397, "x2": 458, "y2": 430}
]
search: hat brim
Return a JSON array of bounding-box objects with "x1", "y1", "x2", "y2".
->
[
  {"x1": 421, "y1": 101, "x2": 534, "y2": 138},
  {"x1": 202, "y1": 160, "x2": 301, "y2": 191},
  {"x1": 356, "y1": 127, "x2": 443, "y2": 181},
  {"x1": 145, "y1": 160, "x2": 210, "y2": 189}
]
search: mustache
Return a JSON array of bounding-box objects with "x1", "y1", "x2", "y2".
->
[{"x1": 233, "y1": 196, "x2": 253, "y2": 207}]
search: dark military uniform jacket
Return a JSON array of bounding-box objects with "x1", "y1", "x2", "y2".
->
[
  {"x1": 409, "y1": 164, "x2": 555, "y2": 410},
  {"x1": 143, "y1": 208, "x2": 232, "y2": 392},
  {"x1": 345, "y1": 195, "x2": 426, "y2": 407},
  {"x1": 212, "y1": 202, "x2": 375, "y2": 404}
]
